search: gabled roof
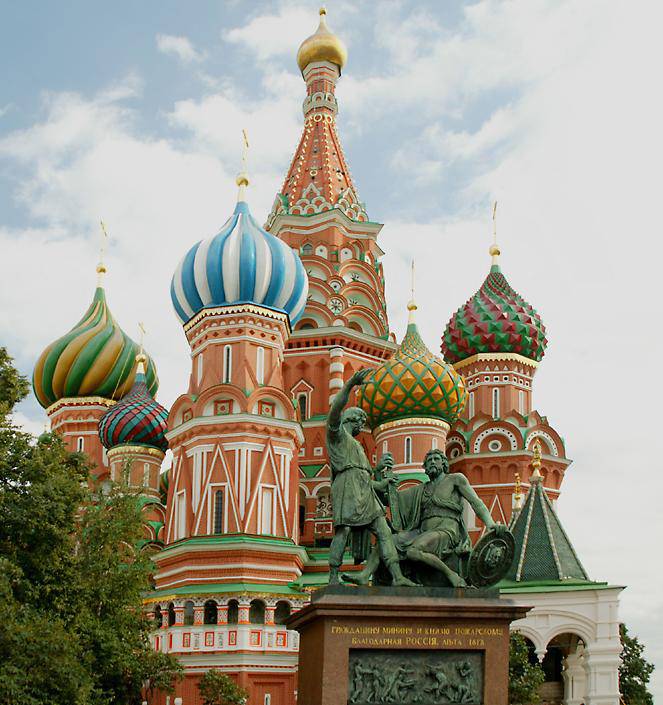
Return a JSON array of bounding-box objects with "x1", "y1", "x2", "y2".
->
[{"x1": 507, "y1": 467, "x2": 588, "y2": 583}]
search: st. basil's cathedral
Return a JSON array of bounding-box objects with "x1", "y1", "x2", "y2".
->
[{"x1": 31, "y1": 9, "x2": 623, "y2": 705}]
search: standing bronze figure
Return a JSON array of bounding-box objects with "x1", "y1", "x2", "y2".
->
[{"x1": 326, "y1": 369, "x2": 416, "y2": 586}]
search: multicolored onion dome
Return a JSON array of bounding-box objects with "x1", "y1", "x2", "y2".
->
[
  {"x1": 357, "y1": 306, "x2": 467, "y2": 428},
  {"x1": 442, "y1": 262, "x2": 547, "y2": 364},
  {"x1": 33, "y1": 287, "x2": 158, "y2": 408},
  {"x1": 98, "y1": 357, "x2": 168, "y2": 452},
  {"x1": 170, "y1": 200, "x2": 308, "y2": 326}
]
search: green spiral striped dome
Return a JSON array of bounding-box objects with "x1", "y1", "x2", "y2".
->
[{"x1": 33, "y1": 286, "x2": 158, "y2": 408}]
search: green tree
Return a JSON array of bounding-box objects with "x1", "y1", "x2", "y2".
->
[
  {"x1": 0, "y1": 347, "x2": 182, "y2": 705},
  {"x1": 509, "y1": 632, "x2": 545, "y2": 704},
  {"x1": 619, "y1": 624, "x2": 654, "y2": 705},
  {"x1": 198, "y1": 670, "x2": 248, "y2": 705}
]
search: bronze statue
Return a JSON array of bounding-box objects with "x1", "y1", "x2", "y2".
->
[{"x1": 326, "y1": 369, "x2": 416, "y2": 586}]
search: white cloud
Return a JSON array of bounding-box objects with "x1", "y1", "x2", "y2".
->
[{"x1": 156, "y1": 33, "x2": 205, "y2": 64}]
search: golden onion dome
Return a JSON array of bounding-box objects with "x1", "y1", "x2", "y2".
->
[{"x1": 297, "y1": 7, "x2": 347, "y2": 73}]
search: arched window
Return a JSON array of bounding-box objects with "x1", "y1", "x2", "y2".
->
[
  {"x1": 76, "y1": 436, "x2": 84, "y2": 452},
  {"x1": 154, "y1": 605, "x2": 163, "y2": 628},
  {"x1": 297, "y1": 393, "x2": 308, "y2": 421},
  {"x1": 469, "y1": 391, "x2": 475, "y2": 417},
  {"x1": 167, "y1": 602, "x2": 176, "y2": 627},
  {"x1": 492, "y1": 388, "x2": 500, "y2": 419},
  {"x1": 296, "y1": 320, "x2": 317, "y2": 330},
  {"x1": 223, "y1": 345, "x2": 232, "y2": 384},
  {"x1": 404, "y1": 436, "x2": 412, "y2": 464},
  {"x1": 213, "y1": 490, "x2": 224, "y2": 534},
  {"x1": 227, "y1": 599, "x2": 239, "y2": 625},
  {"x1": 197, "y1": 353, "x2": 203, "y2": 384},
  {"x1": 249, "y1": 599, "x2": 266, "y2": 624},
  {"x1": 204, "y1": 600, "x2": 218, "y2": 625},
  {"x1": 274, "y1": 601, "x2": 292, "y2": 625},
  {"x1": 431, "y1": 437, "x2": 438, "y2": 450},
  {"x1": 183, "y1": 600, "x2": 195, "y2": 626},
  {"x1": 256, "y1": 346, "x2": 265, "y2": 385},
  {"x1": 301, "y1": 243, "x2": 313, "y2": 256},
  {"x1": 518, "y1": 390, "x2": 526, "y2": 415}
]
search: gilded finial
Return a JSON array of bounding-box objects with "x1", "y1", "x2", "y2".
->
[
  {"x1": 136, "y1": 322, "x2": 147, "y2": 373},
  {"x1": 489, "y1": 201, "x2": 500, "y2": 265},
  {"x1": 513, "y1": 472, "x2": 523, "y2": 510},
  {"x1": 530, "y1": 442, "x2": 542, "y2": 481},
  {"x1": 407, "y1": 259, "x2": 417, "y2": 323},
  {"x1": 236, "y1": 129, "x2": 250, "y2": 200},
  {"x1": 97, "y1": 220, "x2": 109, "y2": 285},
  {"x1": 319, "y1": 6, "x2": 327, "y2": 16}
]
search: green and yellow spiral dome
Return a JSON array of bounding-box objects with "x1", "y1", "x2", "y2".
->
[
  {"x1": 33, "y1": 286, "x2": 158, "y2": 408},
  {"x1": 357, "y1": 303, "x2": 467, "y2": 428}
]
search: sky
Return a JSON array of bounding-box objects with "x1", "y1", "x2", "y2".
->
[{"x1": 1, "y1": 0, "x2": 661, "y2": 695}]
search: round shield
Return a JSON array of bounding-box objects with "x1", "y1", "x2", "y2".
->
[{"x1": 467, "y1": 528, "x2": 515, "y2": 587}]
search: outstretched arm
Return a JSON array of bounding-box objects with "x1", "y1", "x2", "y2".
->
[
  {"x1": 456, "y1": 475, "x2": 497, "y2": 530},
  {"x1": 328, "y1": 368, "x2": 371, "y2": 429}
]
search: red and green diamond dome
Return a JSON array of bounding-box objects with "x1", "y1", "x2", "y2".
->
[
  {"x1": 442, "y1": 260, "x2": 547, "y2": 364},
  {"x1": 98, "y1": 356, "x2": 168, "y2": 453}
]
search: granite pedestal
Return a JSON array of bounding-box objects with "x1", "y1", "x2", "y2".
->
[{"x1": 288, "y1": 585, "x2": 530, "y2": 705}]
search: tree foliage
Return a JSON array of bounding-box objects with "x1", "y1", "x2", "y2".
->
[
  {"x1": 619, "y1": 624, "x2": 654, "y2": 705},
  {"x1": 509, "y1": 631, "x2": 545, "y2": 704},
  {"x1": 198, "y1": 670, "x2": 248, "y2": 705},
  {"x1": 0, "y1": 347, "x2": 182, "y2": 705}
]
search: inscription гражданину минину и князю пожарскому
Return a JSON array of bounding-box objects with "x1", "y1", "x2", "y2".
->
[{"x1": 331, "y1": 624, "x2": 503, "y2": 649}]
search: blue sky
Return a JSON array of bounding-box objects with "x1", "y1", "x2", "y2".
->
[{"x1": 1, "y1": 0, "x2": 662, "y2": 694}]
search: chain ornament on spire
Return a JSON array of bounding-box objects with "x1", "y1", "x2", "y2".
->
[
  {"x1": 136, "y1": 321, "x2": 147, "y2": 372},
  {"x1": 513, "y1": 472, "x2": 523, "y2": 510},
  {"x1": 236, "y1": 129, "x2": 250, "y2": 201},
  {"x1": 530, "y1": 442, "x2": 543, "y2": 482},
  {"x1": 489, "y1": 200, "x2": 500, "y2": 265},
  {"x1": 407, "y1": 259, "x2": 417, "y2": 323},
  {"x1": 97, "y1": 220, "x2": 109, "y2": 285}
]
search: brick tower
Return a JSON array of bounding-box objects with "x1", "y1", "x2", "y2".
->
[
  {"x1": 441, "y1": 241, "x2": 570, "y2": 539},
  {"x1": 265, "y1": 7, "x2": 396, "y2": 547}
]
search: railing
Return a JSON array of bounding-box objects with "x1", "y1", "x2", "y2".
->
[{"x1": 153, "y1": 624, "x2": 299, "y2": 654}]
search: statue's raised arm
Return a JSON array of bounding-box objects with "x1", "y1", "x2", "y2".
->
[{"x1": 328, "y1": 368, "x2": 372, "y2": 432}]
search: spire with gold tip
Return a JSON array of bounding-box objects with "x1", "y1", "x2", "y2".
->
[
  {"x1": 358, "y1": 262, "x2": 467, "y2": 428},
  {"x1": 297, "y1": 7, "x2": 347, "y2": 73},
  {"x1": 32, "y1": 223, "x2": 158, "y2": 408}
]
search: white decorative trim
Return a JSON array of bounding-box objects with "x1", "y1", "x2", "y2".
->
[{"x1": 473, "y1": 427, "x2": 519, "y2": 453}]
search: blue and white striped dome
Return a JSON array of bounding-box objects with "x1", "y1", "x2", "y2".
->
[{"x1": 171, "y1": 200, "x2": 308, "y2": 326}]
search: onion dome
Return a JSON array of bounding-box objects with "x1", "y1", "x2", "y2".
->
[
  {"x1": 98, "y1": 355, "x2": 168, "y2": 452},
  {"x1": 358, "y1": 302, "x2": 467, "y2": 428},
  {"x1": 170, "y1": 194, "x2": 308, "y2": 326},
  {"x1": 297, "y1": 7, "x2": 347, "y2": 73},
  {"x1": 442, "y1": 248, "x2": 547, "y2": 364},
  {"x1": 33, "y1": 286, "x2": 158, "y2": 409}
]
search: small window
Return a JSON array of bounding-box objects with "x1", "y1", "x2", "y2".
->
[
  {"x1": 256, "y1": 346, "x2": 265, "y2": 385},
  {"x1": 492, "y1": 388, "x2": 500, "y2": 419},
  {"x1": 154, "y1": 605, "x2": 163, "y2": 628},
  {"x1": 431, "y1": 437, "x2": 438, "y2": 450},
  {"x1": 197, "y1": 353, "x2": 203, "y2": 384},
  {"x1": 76, "y1": 436, "x2": 84, "y2": 452},
  {"x1": 274, "y1": 601, "x2": 291, "y2": 625},
  {"x1": 213, "y1": 490, "x2": 224, "y2": 534},
  {"x1": 265, "y1": 695, "x2": 272, "y2": 705},
  {"x1": 249, "y1": 599, "x2": 266, "y2": 624},
  {"x1": 167, "y1": 602, "x2": 176, "y2": 627},
  {"x1": 297, "y1": 393, "x2": 308, "y2": 421},
  {"x1": 404, "y1": 437, "x2": 412, "y2": 464},
  {"x1": 469, "y1": 391, "x2": 475, "y2": 417},
  {"x1": 301, "y1": 243, "x2": 313, "y2": 256},
  {"x1": 204, "y1": 600, "x2": 218, "y2": 625},
  {"x1": 518, "y1": 390, "x2": 526, "y2": 415},
  {"x1": 227, "y1": 599, "x2": 239, "y2": 625},
  {"x1": 184, "y1": 600, "x2": 195, "y2": 626},
  {"x1": 223, "y1": 345, "x2": 232, "y2": 384}
]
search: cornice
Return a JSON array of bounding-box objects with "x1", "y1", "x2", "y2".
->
[
  {"x1": 107, "y1": 445, "x2": 166, "y2": 460},
  {"x1": 451, "y1": 353, "x2": 539, "y2": 371},
  {"x1": 374, "y1": 417, "x2": 451, "y2": 435},
  {"x1": 184, "y1": 304, "x2": 291, "y2": 336},
  {"x1": 47, "y1": 396, "x2": 116, "y2": 415},
  {"x1": 166, "y1": 413, "x2": 305, "y2": 445}
]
